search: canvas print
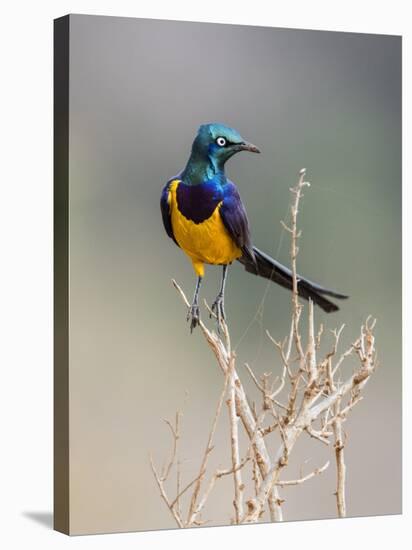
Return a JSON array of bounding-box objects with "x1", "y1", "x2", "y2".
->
[{"x1": 54, "y1": 14, "x2": 402, "y2": 535}]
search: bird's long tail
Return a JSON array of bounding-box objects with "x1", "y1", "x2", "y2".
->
[{"x1": 237, "y1": 247, "x2": 348, "y2": 313}]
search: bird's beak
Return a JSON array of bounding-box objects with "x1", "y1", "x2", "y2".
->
[{"x1": 239, "y1": 141, "x2": 261, "y2": 154}]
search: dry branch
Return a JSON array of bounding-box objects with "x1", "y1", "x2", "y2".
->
[
  {"x1": 277, "y1": 460, "x2": 330, "y2": 487},
  {"x1": 151, "y1": 169, "x2": 378, "y2": 527},
  {"x1": 227, "y1": 354, "x2": 244, "y2": 523}
]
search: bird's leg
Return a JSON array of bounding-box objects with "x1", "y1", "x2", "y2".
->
[
  {"x1": 211, "y1": 265, "x2": 228, "y2": 329},
  {"x1": 187, "y1": 276, "x2": 202, "y2": 332}
]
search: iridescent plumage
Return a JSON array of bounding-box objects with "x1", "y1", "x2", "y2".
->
[{"x1": 161, "y1": 123, "x2": 348, "y2": 331}]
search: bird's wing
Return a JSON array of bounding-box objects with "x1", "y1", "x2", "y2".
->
[
  {"x1": 160, "y1": 180, "x2": 179, "y2": 245},
  {"x1": 220, "y1": 181, "x2": 255, "y2": 263}
]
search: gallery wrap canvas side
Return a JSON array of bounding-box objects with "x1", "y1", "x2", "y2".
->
[{"x1": 54, "y1": 15, "x2": 70, "y2": 536}]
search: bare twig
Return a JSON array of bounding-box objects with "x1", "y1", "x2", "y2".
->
[
  {"x1": 191, "y1": 453, "x2": 251, "y2": 522},
  {"x1": 152, "y1": 170, "x2": 377, "y2": 528},
  {"x1": 277, "y1": 461, "x2": 330, "y2": 486},
  {"x1": 227, "y1": 354, "x2": 244, "y2": 523},
  {"x1": 289, "y1": 168, "x2": 310, "y2": 362},
  {"x1": 187, "y1": 363, "x2": 232, "y2": 525},
  {"x1": 150, "y1": 454, "x2": 184, "y2": 528},
  {"x1": 332, "y1": 398, "x2": 346, "y2": 517},
  {"x1": 307, "y1": 300, "x2": 317, "y2": 384},
  {"x1": 161, "y1": 412, "x2": 180, "y2": 481}
]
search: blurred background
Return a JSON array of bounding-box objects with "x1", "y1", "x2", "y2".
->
[{"x1": 67, "y1": 15, "x2": 401, "y2": 534}]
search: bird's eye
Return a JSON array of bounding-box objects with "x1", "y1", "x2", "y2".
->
[{"x1": 216, "y1": 136, "x2": 227, "y2": 147}]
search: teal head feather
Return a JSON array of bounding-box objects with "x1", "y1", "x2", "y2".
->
[{"x1": 181, "y1": 123, "x2": 260, "y2": 185}]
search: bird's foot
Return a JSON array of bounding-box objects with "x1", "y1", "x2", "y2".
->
[
  {"x1": 210, "y1": 294, "x2": 226, "y2": 332},
  {"x1": 187, "y1": 303, "x2": 200, "y2": 333}
]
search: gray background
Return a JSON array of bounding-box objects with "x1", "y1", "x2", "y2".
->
[{"x1": 67, "y1": 15, "x2": 401, "y2": 534}]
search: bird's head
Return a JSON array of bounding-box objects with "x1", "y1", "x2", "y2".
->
[{"x1": 191, "y1": 123, "x2": 260, "y2": 169}]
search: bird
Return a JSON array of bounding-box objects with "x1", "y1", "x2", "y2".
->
[{"x1": 161, "y1": 123, "x2": 348, "y2": 332}]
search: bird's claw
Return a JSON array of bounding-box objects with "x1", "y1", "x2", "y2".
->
[
  {"x1": 187, "y1": 303, "x2": 200, "y2": 333},
  {"x1": 210, "y1": 295, "x2": 226, "y2": 332}
]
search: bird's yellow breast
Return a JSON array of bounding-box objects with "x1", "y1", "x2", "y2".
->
[{"x1": 168, "y1": 180, "x2": 241, "y2": 276}]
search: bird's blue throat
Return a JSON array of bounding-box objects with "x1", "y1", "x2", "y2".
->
[{"x1": 181, "y1": 147, "x2": 228, "y2": 187}]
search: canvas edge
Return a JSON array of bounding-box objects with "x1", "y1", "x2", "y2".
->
[{"x1": 53, "y1": 13, "x2": 70, "y2": 536}]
